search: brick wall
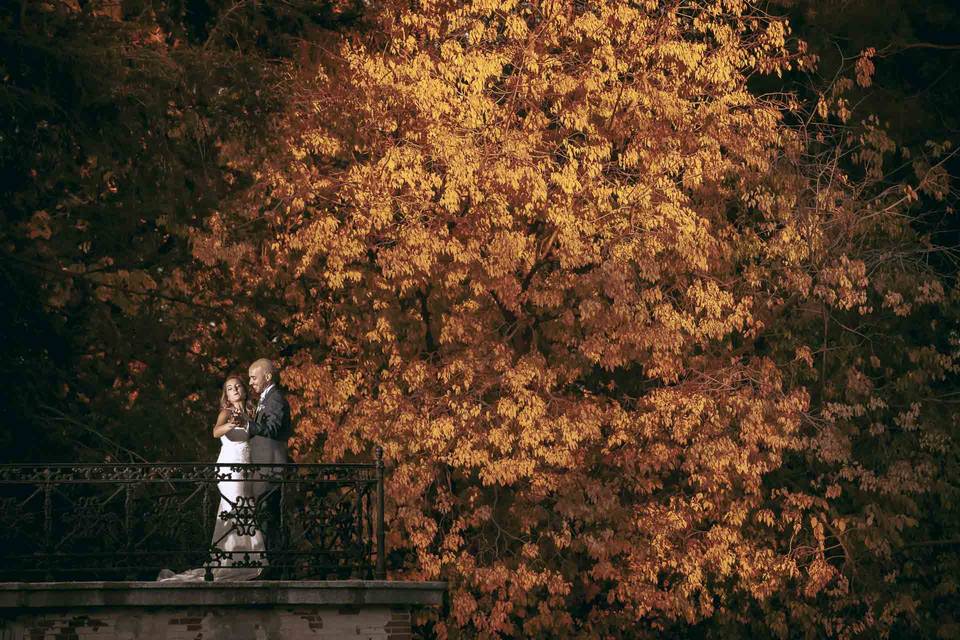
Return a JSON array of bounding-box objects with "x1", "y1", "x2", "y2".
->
[{"x1": 0, "y1": 605, "x2": 412, "y2": 640}]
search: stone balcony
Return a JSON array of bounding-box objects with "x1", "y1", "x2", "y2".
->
[
  {"x1": 0, "y1": 580, "x2": 447, "y2": 639},
  {"x1": 0, "y1": 461, "x2": 447, "y2": 639}
]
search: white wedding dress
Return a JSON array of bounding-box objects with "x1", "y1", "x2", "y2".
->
[{"x1": 157, "y1": 428, "x2": 266, "y2": 582}]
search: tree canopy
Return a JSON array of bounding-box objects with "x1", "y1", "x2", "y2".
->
[{"x1": 1, "y1": 0, "x2": 958, "y2": 637}]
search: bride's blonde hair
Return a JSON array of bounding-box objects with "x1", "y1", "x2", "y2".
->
[{"x1": 220, "y1": 375, "x2": 255, "y2": 416}]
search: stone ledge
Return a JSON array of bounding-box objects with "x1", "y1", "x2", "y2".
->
[{"x1": 0, "y1": 580, "x2": 447, "y2": 609}]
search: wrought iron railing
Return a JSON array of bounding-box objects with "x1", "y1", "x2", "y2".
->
[{"x1": 0, "y1": 451, "x2": 385, "y2": 582}]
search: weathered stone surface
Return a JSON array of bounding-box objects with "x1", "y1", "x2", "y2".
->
[
  {"x1": 0, "y1": 581, "x2": 446, "y2": 640},
  {"x1": 2, "y1": 605, "x2": 401, "y2": 639},
  {"x1": 0, "y1": 581, "x2": 446, "y2": 608}
]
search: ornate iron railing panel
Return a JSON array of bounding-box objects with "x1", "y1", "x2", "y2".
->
[{"x1": 0, "y1": 454, "x2": 386, "y2": 582}]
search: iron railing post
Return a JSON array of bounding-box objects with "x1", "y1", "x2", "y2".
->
[
  {"x1": 365, "y1": 475, "x2": 374, "y2": 579},
  {"x1": 124, "y1": 483, "x2": 134, "y2": 580},
  {"x1": 279, "y1": 468, "x2": 288, "y2": 580},
  {"x1": 43, "y1": 467, "x2": 53, "y2": 581},
  {"x1": 375, "y1": 447, "x2": 386, "y2": 580},
  {"x1": 202, "y1": 475, "x2": 213, "y2": 581}
]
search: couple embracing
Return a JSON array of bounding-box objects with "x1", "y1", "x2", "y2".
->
[
  {"x1": 159, "y1": 358, "x2": 292, "y2": 582},
  {"x1": 216, "y1": 358, "x2": 291, "y2": 478}
]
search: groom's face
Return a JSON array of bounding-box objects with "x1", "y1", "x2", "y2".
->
[{"x1": 249, "y1": 366, "x2": 270, "y2": 395}]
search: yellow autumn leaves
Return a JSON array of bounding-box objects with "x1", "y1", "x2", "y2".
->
[{"x1": 195, "y1": 0, "x2": 955, "y2": 636}]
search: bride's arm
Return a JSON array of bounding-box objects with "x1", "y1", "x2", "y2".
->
[{"x1": 212, "y1": 409, "x2": 237, "y2": 438}]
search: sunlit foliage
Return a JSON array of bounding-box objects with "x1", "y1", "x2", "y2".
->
[
  {"x1": 3, "y1": 1, "x2": 958, "y2": 637},
  {"x1": 188, "y1": 1, "x2": 960, "y2": 637}
]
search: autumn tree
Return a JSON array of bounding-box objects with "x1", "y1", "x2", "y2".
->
[
  {"x1": 4, "y1": 0, "x2": 959, "y2": 637},
  {"x1": 763, "y1": 3, "x2": 960, "y2": 634},
  {"x1": 0, "y1": 0, "x2": 358, "y2": 460},
  {"x1": 184, "y1": 0, "x2": 959, "y2": 637}
]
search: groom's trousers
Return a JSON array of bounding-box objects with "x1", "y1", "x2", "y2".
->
[{"x1": 257, "y1": 484, "x2": 288, "y2": 578}]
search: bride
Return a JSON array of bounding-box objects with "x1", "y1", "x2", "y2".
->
[{"x1": 158, "y1": 375, "x2": 266, "y2": 582}]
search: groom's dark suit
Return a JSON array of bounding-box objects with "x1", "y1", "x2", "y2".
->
[
  {"x1": 244, "y1": 385, "x2": 292, "y2": 578},
  {"x1": 246, "y1": 385, "x2": 293, "y2": 443}
]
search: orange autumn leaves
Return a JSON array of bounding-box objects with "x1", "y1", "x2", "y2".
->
[{"x1": 201, "y1": 0, "x2": 954, "y2": 637}]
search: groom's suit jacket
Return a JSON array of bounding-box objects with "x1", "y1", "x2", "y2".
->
[
  {"x1": 246, "y1": 386, "x2": 291, "y2": 483},
  {"x1": 247, "y1": 385, "x2": 292, "y2": 443}
]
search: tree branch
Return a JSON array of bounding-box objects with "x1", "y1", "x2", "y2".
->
[
  {"x1": 418, "y1": 286, "x2": 437, "y2": 354},
  {"x1": 0, "y1": 253, "x2": 217, "y2": 310},
  {"x1": 877, "y1": 42, "x2": 960, "y2": 57}
]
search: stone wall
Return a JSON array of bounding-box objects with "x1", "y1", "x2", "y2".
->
[
  {"x1": 0, "y1": 581, "x2": 445, "y2": 640},
  {"x1": 0, "y1": 604, "x2": 412, "y2": 640}
]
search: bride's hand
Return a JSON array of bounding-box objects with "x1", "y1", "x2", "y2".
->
[{"x1": 225, "y1": 425, "x2": 250, "y2": 441}]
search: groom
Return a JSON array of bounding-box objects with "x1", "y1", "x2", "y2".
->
[
  {"x1": 242, "y1": 358, "x2": 291, "y2": 575},
  {"x1": 244, "y1": 358, "x2": 291, "y2": 475}
]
